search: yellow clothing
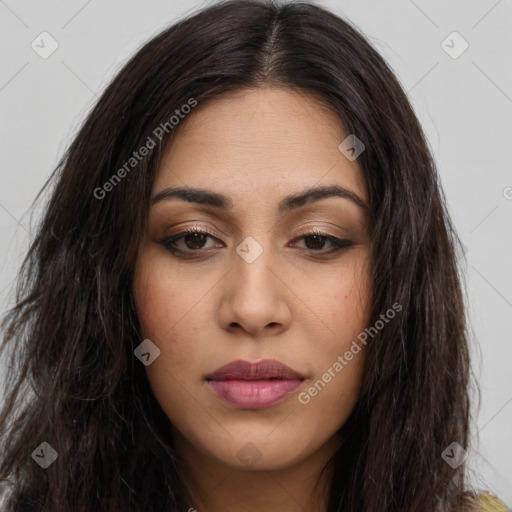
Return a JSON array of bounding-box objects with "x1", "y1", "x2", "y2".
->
[{"x1": 473, "y1": 491, "x2": 510, "y2": 511}]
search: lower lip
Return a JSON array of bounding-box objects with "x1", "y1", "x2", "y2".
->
[{"x1": 207, "y1": 379, "x2": 303, "y2": 409}]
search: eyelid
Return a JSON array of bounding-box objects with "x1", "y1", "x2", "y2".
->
[
  {"x1": 166, "y1": 223, "x2": 345, "y2": 243},
  {"x1": 166, "y1": 223, "x2": 223, "y2": 240}
]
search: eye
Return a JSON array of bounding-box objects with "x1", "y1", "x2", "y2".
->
[
  {"x1": 291, "y1": 229, "x2": 354, "y2": 254},
  {"x1": 160, "y1": 227, "x2": 223, "y2": 254},
  {"x1": 159, "y1": 227, "x2": 354, "y2": 258}
]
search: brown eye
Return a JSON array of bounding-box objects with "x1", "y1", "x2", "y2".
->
[
  {"x1": 160, "y1": 228, "x2": 223, "y2": 256},
  {"x1": 303, "y1": 234, "x2": 328, "y2": 250},
  {"x1": 183, "y1": 232, "x2": 209, "y2": 250},
  {"x1": 293, "y1": 230, "x2": 354, "y2": 255}
]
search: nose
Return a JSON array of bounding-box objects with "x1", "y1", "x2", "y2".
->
[{"x1": 217, "y1": 242, "x2": 292, "y2": 338}]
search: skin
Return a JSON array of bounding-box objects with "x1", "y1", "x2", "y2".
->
[{"x1": 132, "y1": 86, "x2": 373, "y2": 512}]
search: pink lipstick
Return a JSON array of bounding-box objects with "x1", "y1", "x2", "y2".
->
[{"x1": 205, "y1": 359, "x2": 305, "y2": 409}]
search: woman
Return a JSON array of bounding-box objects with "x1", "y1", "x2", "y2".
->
[{"x1": 0, "y1": 0, "x2": 508, "y2": 510}]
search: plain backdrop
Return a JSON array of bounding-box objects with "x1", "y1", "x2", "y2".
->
[{"x1": 0, "y1": 0, "x2": 511, "y2": 504}]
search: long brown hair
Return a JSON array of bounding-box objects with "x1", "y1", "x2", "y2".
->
[{"x1": 0, "y1": 1, "x2": 478, "y2": 510}]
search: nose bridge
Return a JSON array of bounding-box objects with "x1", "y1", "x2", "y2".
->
[
  {"x1": 220, "y1": 232, "x2": 290, "y2": 334},
  {"x1": 232, "y1": 234, "x2": 276, "y2": 298}
]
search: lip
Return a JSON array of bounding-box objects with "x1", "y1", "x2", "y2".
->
[{"x1": 205, "y1": 359, "x2": 305, "y2": 409}]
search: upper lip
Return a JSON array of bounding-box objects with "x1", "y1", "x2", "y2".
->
[{"x1": 206, "y1": 359, "x2": 305, "y2": 381}]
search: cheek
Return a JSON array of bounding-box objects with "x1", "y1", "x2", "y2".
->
[
  {"x1": 132, "y1": 252, "x2": 210, "y2": 342},
  {"x1": 132, "y1": 266, "x2": 198, "y2": 424},
  {"x1": 299, "y1": 285, "x2": 369, "y2": 439},
  {"x1": 304, "y1": 260, "x2": 371, "y2": 406},
  {"x1": 132, "y1": 253, "x2": 220, "y2": 396},
  {"x1": 314, "y1": 259, "x2": 372, "y2": 351}
]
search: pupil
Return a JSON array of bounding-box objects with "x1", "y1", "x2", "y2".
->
[
  {"x1": 306, "y1": 235, "x2": 325, "y2": 250},
  {"x1": 186, "y1": 233, "x2": 206, "y2": 249}
]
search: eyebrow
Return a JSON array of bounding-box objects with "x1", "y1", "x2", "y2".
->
[{"x1": 150, "y1": 184, "x2": 368, "y2": 213}]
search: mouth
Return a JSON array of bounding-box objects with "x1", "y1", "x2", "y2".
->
[{"x1": 205, "y1": 359, "x2": 306, "y2": 409}]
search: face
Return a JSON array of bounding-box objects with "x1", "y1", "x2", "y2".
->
[{"x1": 133, "y1": 87, "x2": 373, "y2": 472}]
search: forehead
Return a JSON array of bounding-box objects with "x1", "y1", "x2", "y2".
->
[{"x1": 154, "y1": 87, "x2": 367, "y2": 206}]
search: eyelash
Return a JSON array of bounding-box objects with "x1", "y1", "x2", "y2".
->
[{"x1": 159, "y1": 227, "x2": 354, "y2": 258}]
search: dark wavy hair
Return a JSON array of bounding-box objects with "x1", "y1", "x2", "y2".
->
[{"x1": 0, "y1": 0, "x2": 479, "y2": 510}]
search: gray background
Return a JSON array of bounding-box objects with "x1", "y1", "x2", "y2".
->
[{"x1": 0, "y1": 0, "x2": 511, "y2": 503}]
